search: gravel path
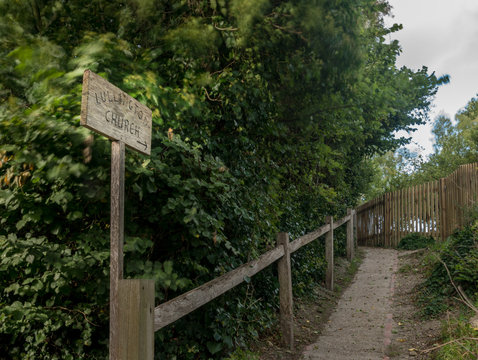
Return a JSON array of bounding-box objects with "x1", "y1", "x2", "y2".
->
[{"x1": 302, "y1": 247, "x2": 399, "y2": 360}]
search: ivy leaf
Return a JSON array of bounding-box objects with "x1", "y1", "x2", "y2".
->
[{"x1": 206, "y1": 341, "x2": 223, "y2": 354}]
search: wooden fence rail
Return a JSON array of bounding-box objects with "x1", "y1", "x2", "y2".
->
[
  {"x1": 150, "y1": 210, "x2": 355, "y2": 351},
  {"x1": 356, "y1": 162, "x2": 478, "y2": 247}
]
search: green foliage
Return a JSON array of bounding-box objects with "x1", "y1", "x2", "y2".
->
[
  {"x1": 224, "y1": 348, "x2": 260, "y2": 360},
  {"x1": 0, "y1": 0, "x2": 444, "y2": 358},
  {"x1": 364, "y1": 94, "x2": 478, "y2": 199},
  {"x1": 434, "y1": 318, "x2": 478, "y2": 360},
  {"x1": 397, "y1": 233, "x2": 435, "y2": 250},
  {"x1": 419, "y1": 226, "x2": 478, "y2": 317},
  {"x1": 361, "y1": 148, "x2": 427, "y2": 200},
  {"x1": 0, "y1": 233, "x2": 110, "y2": 359}
]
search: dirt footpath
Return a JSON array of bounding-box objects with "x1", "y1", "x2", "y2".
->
[{"x1": 302, "y1": 247, "x2": 399, "y2": 360}]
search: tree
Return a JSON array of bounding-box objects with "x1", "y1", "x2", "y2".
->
[{"x1": 363, "y1": 95, "x2": 478, "y2": 199}]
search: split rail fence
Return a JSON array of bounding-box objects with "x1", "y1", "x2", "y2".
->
[
  {"x1": 120, "y1": 210, "x2": 356, "y2": 358},
  {"x1": 356, "y1": 162, "x2": 478, "y2": 247}
]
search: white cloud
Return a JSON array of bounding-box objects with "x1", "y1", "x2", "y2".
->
[{"x1": 385, "y1": 0, "x2": 478, "y2": 155}]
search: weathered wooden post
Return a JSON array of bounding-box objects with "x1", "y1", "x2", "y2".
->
[
  {"x1": 346, "y1": 209, "x2": 354, "y2": 261},
  {"x1": 110, "y1": 139, "x2": 125, "y2": 359},
  {"x1": 81, "y1": 70, "x2": 153, "y2": 359},
  {"x1": 277, "y1": 232, "x2": 294, "y2": 350},
  {"x1": 325, "y1": 216, "x2": 334, "y2": 291},
  {"x1": 353, "y1": 210, "x2": 358, "y2": 248},
  {"x1": 384, "y1": 193, "x2": 390, "y2": 247},
  {"x1": 439, "y1": 177, "x2": 447, "y2": 242},
  {"x1": 118, "y1": 279, "x2": 154, "y2": 360}
]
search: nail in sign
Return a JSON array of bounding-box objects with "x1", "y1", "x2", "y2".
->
[{"x1": 81, "y1": 70, "x2": 152, "y2": 155}]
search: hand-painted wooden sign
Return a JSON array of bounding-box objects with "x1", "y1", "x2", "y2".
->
[{"x1": 81, "y1": 70, "x2": 152, "y2": 155}]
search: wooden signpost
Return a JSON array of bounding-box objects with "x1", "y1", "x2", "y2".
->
[
  {"x1": 81, "y1": 70, "x2": 154, "y2": 360},
  {"x1": 81, "y1": 70, "x2": 152, "y2": 155}
]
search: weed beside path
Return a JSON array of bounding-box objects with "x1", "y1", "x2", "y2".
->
[{"x1": 386, "y1": 250, "x2": 442, "y2": 359}]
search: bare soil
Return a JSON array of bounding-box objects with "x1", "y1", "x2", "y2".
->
[{"x1": 385, "y1": 250, "x2": 442, "y2": 359}]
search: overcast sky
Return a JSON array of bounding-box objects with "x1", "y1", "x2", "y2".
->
[{"x1": 384, "y1": 0, "x2": 478, "y2": 155}]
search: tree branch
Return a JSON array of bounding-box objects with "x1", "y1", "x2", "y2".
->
[
  {"x1": 214, "y1": 24, "x2": 238, "y2": 31},
  {"x1": 204, "y1": 88, "x2": 221, "y2": 102},
  {"x1": 45, "y1": 306, "x2": 99, "y2": 327}
]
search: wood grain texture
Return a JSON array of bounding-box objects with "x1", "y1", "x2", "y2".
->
[
  {"x1": 439, "y1": 178, "x2": 446, "y2": 241},
  {"x1": 386, "y1": 193, "x2": 391, "y2": 247},
  {"x1": 325, "y1": 216, "x2": 334, "y2": 291},
  {"x1": 353, "y1": 211, "x2": 357, "y2": 249},
  {"x1": 153, "y1": 245, "x2": 285, "y2": 331},
  {"x1": 277, "y1": 232, "x2": 294, "y2": 349},
  {"x1": 81, "y1": 70, "x2": 152, "y2": 155},
  {"x1": 110, "y1": 141, "x2": 125, "y2": 360},
  {"x1": 118, "y1": 280, "x2": 154, "y2": 360},
  {"x1": 346, "y1": 209, "x2": 354, "y2": 261},
  {"x1": 289, "y1": 224, "x2": 331, "y2": 254},
  {"x1": 332, "y1": 215, "x2": 351, "y2": 230}
]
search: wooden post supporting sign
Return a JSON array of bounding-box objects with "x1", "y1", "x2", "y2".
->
[
  {"x1": 81, "y1": 70, "x2": 153, "y2": 360},
  {"x1": 110, "y1": 140, "x2": 125, "y2": 359}
]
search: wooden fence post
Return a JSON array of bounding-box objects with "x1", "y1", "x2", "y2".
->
[
  {"x1": 277, "y1": 232, "x2": 294, "y2": 350},
  {"x1": 346, "y1": 209, "x2": 354, "y2": 261},
  {"x1": 353, "y1": 210, "x2": 358, "y2": 248},
  {"x1": 325, "y1": 216, "x2": 334, "y2": 291},
  {"x1": 118, "y1": 279, "x2": 154, "y2": 360},
  {"x1": 110, "y1": 140, "x2": 125, "y2": 359}
]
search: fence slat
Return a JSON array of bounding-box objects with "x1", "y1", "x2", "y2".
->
[
  {"x1": 417, "y1": 184, "x2": 421, "y2": 233},
  {"x1": 347, "y1": 209, "x2": 354, "y2": 261},
  {"x1": 289, "y1": 224, "x2": 331, "y2": 253},
  {"x1": 396, "y1": 190, "x2": 400, "y2": 246},
  {"x1": 408, "y1": 185, "x2": 411, "y2": 234},
  {"x1": 277, "y1": 233, "x2": 294, "y2": 350},
  {"x1": 429, "y1": 182, "x2": 432, "y2": 235},
  {"x1": 153, "y1": 245, "x2": 285, "y2": 331},
  {"x1": 421, "y1": 183, "x2": 425, "y2": 233},
  {"x1": 412, "y1": 185, "x2": 418, "y2": 232},
  {"x1": 386, "y1": 192, "x2": 391, "y2": 247},
  {"x1": 435, "y1": 180, "x2": 439, "y2": 239},
  {"x1": 333, "y1": 214, "x2": 351, "y2": 230}
]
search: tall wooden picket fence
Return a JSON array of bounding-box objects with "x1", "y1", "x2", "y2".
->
[{"x1": 356, "y1": 163, "x2": 478, "y2": 247}]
